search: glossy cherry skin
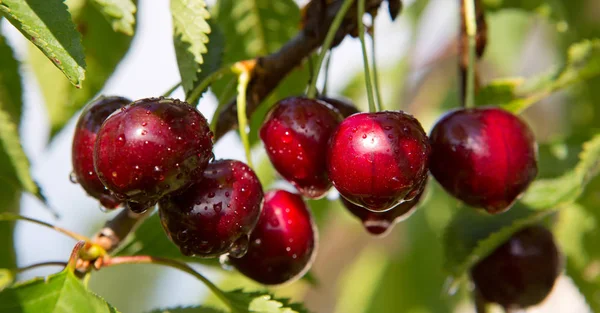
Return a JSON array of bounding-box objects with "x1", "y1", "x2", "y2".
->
[
  {"x1": 318, "y1": 96, "x2": 360, "y2": 118},
  {"x1": 158, "y1": 159, "x2": 264, "y2": 258},
  {"x1": 94, "y1": 98, "x2": 214, "y2": 213},
  {"x1": 229, "y1": 189, "x2": 317, "y2": 285},
  {"x1": 471, "y1": 226, "x2": 561, "y2": 309},
  {"x1": 429, "y1": 107, "x2": 538, "y2": 214},
  {"x1": 260, "y1": 97, "x2": 342, "y2": 199},
  {"x1": 341, "y1": 179, "x2": 426, "y2": 236},
  {"x1": 72, "y1": 96, "x2": 131, "y2": 209},
  {"x1": 327, "y1": 111, "x2": 430, "y2": 212}
]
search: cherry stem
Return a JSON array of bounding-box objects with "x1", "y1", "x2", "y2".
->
[
  {"x1": 233, "y1": 61, "x2": 256, "y2": 169},
  {"x1": 0, "y1": 213, "x2": 90, "y2": 242},
  {"x1": 161, "y1": 82, "x2": 181, "y2": 98},
  {"x1": 12, "y1": 261, "x2": 69, "y2": 274},
  {"x1": 186, "y1": 66, "x2": 234, "y2": 105},
  {"x1": 103, "y1": 255, "x2": 238, "y2": 313},
  {"x1": 357, "y1": 0, "x2": 378, "y2": 112},
  {"x1": 210, "y1": 77, "x2": 237, "y2": 132},
  {"x1": 322, "y1": 52, "x2": 332, "y2": 96},
  {"x1": 370, "y1": 21, "x2": 383, "y2": 110},
  {"x1": 463, "y1": 0, "x2": 477, "y2": 109},
  {"x1": 371, "y1": 22, "x2": 383, "y2": 110},
  {"x1": 306, "y1": 0, "x2": 355, "y2": 99}
]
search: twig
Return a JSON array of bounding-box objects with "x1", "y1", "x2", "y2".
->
[
  {"x1": 91, "y1": 208, "x2": 153, "y2": 253},
  {"x1": 462, "y1": 0, "x2": 477, "y2": 109},
  {"x1": 0, "y1": 213, "x2": 90, "y2": 242},
  {"x1": 103, "y1": 255, "x2": 238, "y2": 313},
  {"x1": 12, "y1": 261, "x2": 69, "y2": 274}
]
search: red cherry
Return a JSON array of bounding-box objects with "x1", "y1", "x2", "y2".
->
[
  {"x1": 72, "y1": 96, "x2": 130, "y2": 209},
  {"x1": 327, "y1": 111, "x2": 430, "y2": 212},
  {"x1": 260, "y1": 97, "x2": 342, "y2": 199},
  {"x1": 94, "y1": 98, "x2": 214, "y2": 213},
  {"x1": 429, "y1": 107, "x2": 538, "y2": 214},
  {"x1": 341, "y1": 179, "x2": 426, "y2": 236},
  {"x1": 229, "y1": 189, "x2": 317, "y2": 285},
  {"x1": 471, "y1": 226, "x2": 562, "y2": 309},
  {"x1": 158, "y1": 159, "x2": 264, "y2": 258}
]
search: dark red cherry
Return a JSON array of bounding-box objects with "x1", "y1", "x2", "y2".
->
[
  {"x1": 229, "y1": 189, "x2": 316, "y2": 285},
  {"x1": 158, "y1": 159, "x2": 263, "y2": 258},
  {"x1": 318, "y1": 96, "x2": 360, "y2": 118},
  {"x1": 260, "y1": 97, "x2": 342, "y2": 199},
  {"x1": 72, "y1": 96, "x2": 131, "y2": 209},
  {"x1": 327, "y1": 111, "x2": 430, "y2": 212},
  {"x1": 341, "y1": 179, "x2": 426, "y2": 236},
  {"x1": 94, "y1": 98, "x2": 213, "y2": 213},
  {"x1": 471, "y1": 226, "x2": 562, "y2": 309},
  {"x1": 429, "y1": 107, "x2": 537, "y2": 214}
]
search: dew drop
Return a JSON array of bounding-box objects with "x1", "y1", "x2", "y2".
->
[
  {"x1": 69, "y1": 172, "x2": 78, "y2": 184},
  {"x1": 282, "y1": 131, "x2": 292, "y2": 143},
  {"x1": 176, "y1": 230, "x2": 189, "y2": 242},
  {"x1": 213, "y1": 202, "x2": 223, "y2": 213},
  {"x1": 228, "y1": 235, "x2": 250, "y2": 258},
  {"x1": 219, "y1": 254, "x2": 234, "y2": 271}
]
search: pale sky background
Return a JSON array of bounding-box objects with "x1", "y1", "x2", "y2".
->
[{"x1": 0, "y1": 0, "x2": 589, "y2": 312}]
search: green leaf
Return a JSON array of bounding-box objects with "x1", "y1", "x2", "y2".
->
[
  {"x1": 214, "y1": 0, "x2": 300, "y2": 61},
  {"x1": 477, "y1": 39, "x2": 600, "y2": 113},
  {"x1": 147, "y1": 307, "x2": 225, "y2": 313},
  {"x1": 443, "y1": 205, "x2": 556, "y2": 290},
  {"x1": 0, "y1": 33, "x2": 42, "y2": 201},
  {"x1": 0, "y1": 269, "x2": 120, "y2": 313},
  {"x1": 29, "y1": 1, "x2": 135, "y2": 138},
  {"x1": 112, "y1": 213, "x2": 219, "y2": 267},
  {"x1": 482, "y1": 0, "x2": 567, "y2": 29},
  {"x1": 0, "y1": 0, "x2": 86, "y2": 87},
  {"x1": 0, "y1": 269, "x2": 14, "y2": 291},
  {"x1": 520, "y1": 134, "x2": 600, "y2": 209},
  {"x1": 225, "y1": 289, "x2": 309, "y2": 313},
  {"x1": 90, "y1": 0, "x2": 136, "y2": 35},
  {"x1": 171, "y1": 0, "x2": 224, "y2": 103}
]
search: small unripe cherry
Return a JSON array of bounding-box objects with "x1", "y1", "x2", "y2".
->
[
  {"x1": 72, "y1": 96, "x2": 130, "y2": 209},
  {"x1": 341, "y1": 179, "x2": 426, "y2": 236}
]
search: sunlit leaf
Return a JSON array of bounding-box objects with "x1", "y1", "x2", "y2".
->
[
  {"x1": 90, "y1": 0, "x2": 136, "y2": 35},
  {"x1": 29, "y1": 1, "x2": 135, "y2": 138},
  {"x1": 521, "y1": 134, "x2": 600, "y2": 209},
  {"x1": 477, "y1": 39, "x2": 600, "y2": 113},
  {"x1": 0, "y1": 269, "x2": 120, "y2": 313},
  {"x1": 0, "y1": 0, "x2": 86, "y2": 87}
]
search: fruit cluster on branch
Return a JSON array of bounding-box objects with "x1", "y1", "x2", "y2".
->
[{"x1": 92, "y1": 0, "x2": 390, "y2": 253}]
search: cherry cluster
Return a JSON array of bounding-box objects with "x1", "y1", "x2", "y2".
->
[
  {"x1": 71, "y1": 93, "x2": 549, "y2": 294},
  {"x1": 72, "y1": 96, "x2": 316, "y2": 285}
]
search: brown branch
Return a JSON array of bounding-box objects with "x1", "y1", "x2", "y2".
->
[
  {"x1": 213, "y1": 0, "x2": 386, "y2": 140},
  {"x1": 92, "y1": 208, "x2": 152, "y2": 253},
  {"x1": 91, "y1": 0, "x2": 390, "y2": 254}
]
